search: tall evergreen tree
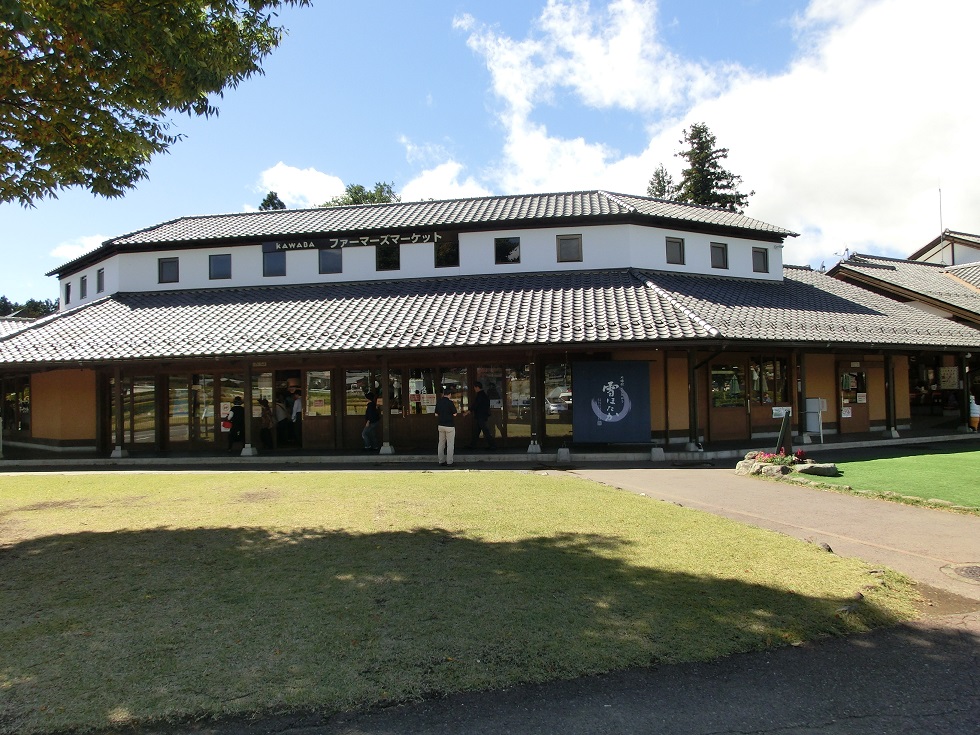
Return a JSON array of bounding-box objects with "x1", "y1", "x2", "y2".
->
[
  {"x1": 646, "y1": 163, "x2": 676, "y2": 199},
  {"x1": 259, "y1": 191, "x2": 287, "y2": 210},
  {"x1": 674, "y1": 123, "x2": 753, "y2": 213}
]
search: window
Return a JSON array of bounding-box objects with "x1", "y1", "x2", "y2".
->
[
  {"x1": 752, "y1": 247, "x2": 769, "y2": 273},
  {"x1": 710, "y1": 242, "x2": 728, "y2": 269},
  {"x1": 96, "y1": 268, "x2": 105, "y2": 293},
  {"x1": 79, "y1": 275, "x2": 88, "y2": 299},
  {"x1": 557, "y1": 234, "x2": 582, "y2": 262},
  {"x1": 666, "y1": 237, "x2": 685, "y2": 265},
  {"x1": 750, "y1": 356, "x2": 788, "y2": 404},
  {"x1": 64, "y1": 282, "x2": 71, "y2": 305},
  {"x1": 376, "y1": 242, "x2": 400, "y2": 271},
  {"x1": 209, "y1": 254, "x2": 232, "y2": 280},
  {"x1": 319, "y1": 249, "x2": 342, "y2": 274},
  {"x1": 435, "y1": 240, "x2": 460, "y2": 268},
  {"x1": 711, "y1": 363, "x2": 745, "y2": 408},
  {"x1": 263, "y1": 250, "x2": 286, "y2": 277},
  {"x1": 158, "y1": 257, "x2": 179, "y2": 283},
  {"x1": 495, "y1": 237, "x2": 520, "y2": 264}
]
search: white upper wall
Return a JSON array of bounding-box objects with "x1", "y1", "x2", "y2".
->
[{"x1": 56, "y1": 222, "x2": 784, "y2": 310}]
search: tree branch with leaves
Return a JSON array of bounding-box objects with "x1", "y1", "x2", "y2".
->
[{"x1": 1, "y1": 1, "x2": 310, "y2": 206}]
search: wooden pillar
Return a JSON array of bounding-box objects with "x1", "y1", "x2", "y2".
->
[
  {"x1": 960, "y1": 352, "x2": 971, "y2": 432},
  {"x1": 884, "y1": 353, "x2": 899, "y2": 438},
  {"x1": 241, "y1": 363, "x2": 257, "y2": 455},
  {"x1": 686, "y1": 349, "x2": 699, "y2": 451},
  {"x1": 796, "y1": 351, "x2": 811, "y2": 443},
  {"x1": 527, "y1": 356, "x2": 541, "y2": 453},
  {"x1": 380, "y1": 358, "x2": 394, "y2": 454}
]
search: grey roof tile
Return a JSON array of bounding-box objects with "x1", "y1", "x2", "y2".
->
[
  {"x1": 50, "y1": 191, "x2": 796, "y2": 275},
  {"x1": 3, "y1": 267, "x2": 978, "y2": 367},
  {"x1": 835, "y1": 254, "x2": 980, "y2": 320}
]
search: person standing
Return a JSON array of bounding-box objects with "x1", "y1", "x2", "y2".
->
[
  {"x1": 362, "y1": 392, "x2": 381, "y2": 450},
  {"x1": 467, "y1": 381, "x2": 496, "y2": 450},
  {"x1": 227, "y1": 396, "x2": 245, "y2": 452},
  {"x1": 258, "y1": 398, "x2": 275, "y2": 449},
  {"x1": 435, "y1": 386, "x2": 458, "y2": 466},
  {"x1": 290, "y1": 388, "x2": 303, "y2": 445}
]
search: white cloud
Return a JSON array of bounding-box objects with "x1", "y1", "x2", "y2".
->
[
  {"x1": 253, "y1": 162, "x2": 346, "y2": 209},
  {"x1": 401, "y1": 161, "x2": 492, "y2": 202},
  {"x1": 50, "y1": 235, "x2": 106, "y2": 262},
  {"x1": 454, "y1": 0, "x2": 980, "y2": 270}
]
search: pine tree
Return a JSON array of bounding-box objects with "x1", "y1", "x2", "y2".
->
[
  {"x1": 646, "y1": 164, "x2": 676, "y2": 199},
  {"x1": 674, "y1": 123, "x2": 753, "y2": 213},
  {"x1": 259, "y1": 191, "x2": 287, "y2": 210}
]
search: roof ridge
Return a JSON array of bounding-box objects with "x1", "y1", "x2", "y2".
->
[
  {"x1": 631, "y1": 269, "x2": 721, "y2": 338},
  {"x1": 597, "y1": 191, "x2": 638, "y2": 213}
]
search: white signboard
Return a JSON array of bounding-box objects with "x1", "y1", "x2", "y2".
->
[{"x1": 940, "y1": 366, "x2": 959, "y2": 390}]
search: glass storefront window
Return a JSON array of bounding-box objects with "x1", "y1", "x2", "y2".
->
[
  {"x1": 346, "y1": 369, "x2": 374, "y2": 416},
  {"x1": 506, "y1": 365, "x2": 532, "y2": 439},
  {"x1": 407, "y1": 368, "x2": 437, "y2": 415},
  {"x1": 544, "y1": 363, "x2": 572, "y2": 438},
  {"x1": 712, "y1": 363, "x2": 745, "y2": 408},
  {"x1": 192, "y1": 374, "x2": 215, "y2": 443},
  {"x1": 441, "y1": 367, "x2": 468, "y2": 412},
  {"x1": 840, "y1": 371, "x2": 867, "y2": 404},
  {"x1": 306, "y1": 370, "x2": 332, "y2": 416},
  {"x1": 386, "y1": 369, "x2": 404, "y2": 414},
  {"x1": 750, "y1": 356, "x2": 788, "y2": 404},
  {"x1": 169, "y1": 376, "x2": 190, "y2": 442},
  {"x1": 2, "y1": 376, "x2": 30, "y2": 434}
]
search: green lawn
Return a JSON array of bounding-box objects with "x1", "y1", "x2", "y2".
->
[
  {"x1": 0, "y1": 471, "x2": 918, "y2": 734},
  {"x1": 816, "y1": 446, "x2": 980, "y2": 509}
]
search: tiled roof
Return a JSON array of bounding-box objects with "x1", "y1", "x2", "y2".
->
[
  {"x1": 832, "y1": 254, "x2": 980, "y2": 320},
  {"x1": 2, "y1": 268, "x2": 976, "y2": 366},
  {"x1": 0, "y1": 317, "x2": 35, "y2": 338},
  {"x1": 50, "y1": 191, "x2": 796, "y2": 275}
]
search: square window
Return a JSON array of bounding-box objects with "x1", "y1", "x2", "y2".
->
[
  {"x1": 80, "y1": 275, "x2": 88, "y2": 299},
  {"x1": 666, "y1": 237, "x2": 685, "y2": 265},
  {"x1": 710, "y1": 242, "x2": 728, "y2": 269},
  {"x1": 64, "y1": 282, "x2": 71, "y2": 305},
  {"x1": 158, "y1": 257, "x2": 179, "y2": 283},
  {"x1": 495, "y1": 237, "x2": 520, "y2": 264},
  {"x1": 319, "y1": 248, "x2": 342, "y2": 274},
  {"x1": 435, "y1": 240, "x2": 460, "y2": 268},
  {"x1": 376, "y1": 242, "x2": 400, "y2": 271},
  {"x1": 209, "y1": 253, "x2": 232, "y2": 280},
  {"x1": 557, "y1": 235, "x2": 582, "y2": 262},
  {"x1": 96, "y1": 268, "x2": 105, "y2": 293},
  {"x1": 752, "y1": 247, "x2": 769, "y2": 273},
  {"x1": 263, "y1": 250, "x2": 286, "y2": 277}
]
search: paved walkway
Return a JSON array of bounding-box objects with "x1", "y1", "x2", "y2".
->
[{"x1": 571, "y1": 467, "x2": 980, "y2": 602}]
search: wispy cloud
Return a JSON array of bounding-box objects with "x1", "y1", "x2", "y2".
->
[
  {"x1": 437, "y1": 0, "x2": 979, "y2": 268},
  {"x1": 50, "y1": 235, "x2": 106, "y2": 262}
]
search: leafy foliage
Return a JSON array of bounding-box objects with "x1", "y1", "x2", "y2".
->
[
  {"x1": 0, "y1": 295, "x2": 57, "y2": 318},
  {"x1": 674, "y1": 123, "x2": 754, "y2": 213},
  {"x1": 1, "y1": 1, "x2": 310, "y2": 206},
  {"x1": 321, "y1": 182, "x2": 400, "y2": 207},
  {"x1": 646, "y1": 163, "x2": 676, "y2": 199},
  {"x1": 259, "y1": 190, "x2": 287, "y2": 210}
]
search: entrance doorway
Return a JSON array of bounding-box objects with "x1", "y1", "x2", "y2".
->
[{"x1": 838, "y1": 366, "x2": 869, "y2": 433}]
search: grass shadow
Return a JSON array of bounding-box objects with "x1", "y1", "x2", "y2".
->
[{"x1": 1, "y1": 526, "x2": 909, "y2": 734}]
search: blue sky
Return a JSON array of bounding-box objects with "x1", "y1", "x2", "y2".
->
[{"x1": 3, "y1": 0, "x2": 977, "y2": 303}]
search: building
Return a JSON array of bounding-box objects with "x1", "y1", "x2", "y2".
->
[
  {"x1": 2, "y1": 191, "x2": 979, "y2": 457},
  {"x1": 829, "y1": 232, "x2": 980, "y2": 419}
]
